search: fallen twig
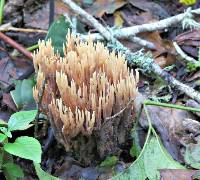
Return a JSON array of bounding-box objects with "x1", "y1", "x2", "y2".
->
[
  {"x1": 49, "y1": 0, "x2": 55, "y2": 27},
  {"x1": 80, "y1": 32, "x2": 156, "y2": 50},
  {"x1": 62, "y1": 0, "x2": 200, "y2": 103},
  {"x1": 62, "y1": 0, "x2": 129, "y2": 53},
  {"x1": 0, "y1": 23, "x2": 47, "y2": 33},
  {"x1": 0, "y1": 32, "x2": 32, "y2": 59},
  {"x1": 130, "y1": 36, "x2": 156, "y2": 50},
  {"x1": 5, "y1": 27, "x2": 47, "y2": 33},
  {"x1": 80, "y1": 8, "x2": 200, "y2": 41},
  {"x1": 173, "y1": 41, "x2": 197, "y2": 64}
]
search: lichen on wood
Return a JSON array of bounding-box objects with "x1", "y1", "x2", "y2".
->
[{"x1": 33, "y1": 33, "x2": 139, "y2": 164}]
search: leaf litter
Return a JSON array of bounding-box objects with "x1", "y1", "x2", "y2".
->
[{"x1": 0, "y1": 0, "x2": 200, "y2": 179}]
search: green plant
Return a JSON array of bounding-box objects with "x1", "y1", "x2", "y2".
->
[
  {"x1": 100, "y1": 156, "x2": 118, "y2": 168},
  {"x1": 10, "y1": 78, "x2": 36, "y2": 109},
  {"x1": 113, "y1": 100, "x2": 200, "y2": 180},
  {"x1": 0, "y1": 110, "x2": 59, "y2": 180},
  {"x1": 45, "y1": 15, "x2": 71, "y2": 56},
  {"x1": 0, "y1": 0, "x2": 5, "y2": 25},
  {"x1": 187, "y1": 47, "x2": 200, "y2": 71}
]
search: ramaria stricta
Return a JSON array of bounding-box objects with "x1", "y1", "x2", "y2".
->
[{"x1": 33, "y1": 33, "x2": 139, "y2": 164}]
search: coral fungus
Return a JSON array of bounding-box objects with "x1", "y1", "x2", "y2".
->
[{"x1": 33, "y1": 33, "x2": 139, "y2": 161}]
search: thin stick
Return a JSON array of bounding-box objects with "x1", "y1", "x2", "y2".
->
[
  {"x1": 0, "y1": 23, "x2": 47, "y2": 33},
  {"x1": 144, "y1": 100, "x2": 200, "y2": 113},
  {"x1": 0, "y1": 23, "x2": 11, "y2": 31},
  {"x1": 80, "y1": 33, "x2": 156, "y2": 50},
  {"x1": 150, "y1": 63, "x2": 200, "y2": 102},
  {"x1": 173, "y1": 41, "x2": 197, "y2": 64},
  {"x1": 0, "y1": 32, "x2": 32, "y2": 59},
  {"x1": 49, "y1": 0, "x2": 55, "y2": 27},
  {"x1": 27, "y1": 44, "x2": 39, "y2": 52},
  {"x1": 130, "y1": 36, "x2": 156, "y2": 50},
  {"x1": 5, "y1": 27, "x2": 47, "y2": 33}
]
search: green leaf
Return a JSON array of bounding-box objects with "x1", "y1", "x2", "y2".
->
[
  {"x1": 1, "y1": 151, "x2": 16, "y2": 180},
  {"x1": 3, "y1": 163, "x2": 24, "y2": 178},
  {"x1": 34, "y1": 163, "x2": 60, "y2": 180},
  {"x1": 112, "y1": 136, "x2": 184, "y2": 180},
  {"x1": 45, "y1": 15, "x2": 71, "y2": 56},
  {"x1": 8, "y1": 110, "x2": 37, "y2": 131},
  {"x1": 0, "y1": 127, "x2": 12, "y2": 138},
  {"x1": 100, "y1": 156, "x2": 118, "y2": 167},
  {"x1": 10, "y1": 78, "x2": 36, "y2": 108},
  {"x1": 0, "y1": 133, "x2": 7, "y2": 142},
  {"x1": 3, "y1": 170, "x2": 17, "y2": 180},
  {"x1": 4, "y1": 136, "x2": 42, "y2": 163},
  {"x1": 184, "y1": 137, "x2": 200, "y2": 169}
]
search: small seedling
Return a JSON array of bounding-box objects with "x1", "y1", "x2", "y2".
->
[{"x1": 0, "y1": 110, "x2": 58, "y2": 180}]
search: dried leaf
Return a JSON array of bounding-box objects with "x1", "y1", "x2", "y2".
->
[
  {"x1": 139, "y1": 102, "x2": 197, "y2": 161},
  {"x1": 24, "y1": 0, "x2": 71, "y2": 30},
  {"x1": 160, "y1": 169, "x2": 197, "y2": 180},
  {"x1": 86, "y1": 0, "x2": 126, "y2": 17},
  {"x1": 184, "y1": 136, "x2": 200, "y2": 169},
  {"x1": 0, "y1": 52, "x2": 15, "y2": 89},
  {"x1": 114, "y1": 11, "x2": 123, "y2": 27},
  {"x1": 2, "y1": 93, "x2": 17, "y2": 111},
  {"x1": 128, "y1": 0, "x2": 169, "y2": 19},
  {"x1": 123, "y1": 12, "x2": 176, "y2": 68},
  {"x1": 175, "y1": 29, "x2": 200, "y2": 44},
  {"x1": 139, "y1": 31, "x2": 176, "y2": 67}
]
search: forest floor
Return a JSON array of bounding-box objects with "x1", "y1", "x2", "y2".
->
[{"x1": 0, "y1": 0, "x2": 200, "y2": 179}]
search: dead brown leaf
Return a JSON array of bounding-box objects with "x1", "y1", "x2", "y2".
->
[
  {"x1": 86, "y1": 0, "x2": 126, "y2": 18},
  {"x1": 154, "y1": 54, "x2": 176, "y2": 68},
  {"x1": 2, "y1": 93, "x2": 17, "y2": 111},
  {"x1": 0, "y1": 49, "x2": 16, "y2": 88},
  {"x1": 160, "y1": 169, "x2": 197, "y2": 180},
  {"x1": 175, "y1": 29, "x2": 200, "y2": 44},
  {"x1": 122, "y1": 11, "x2": 176, "y2": 68},
  {"x1": 174, "y1": 29, "x2": 200, "y2": 58},
  {"x1": 114, "y1": 11, "x2": 124, "y2": 27},
  {"x1": 181, "y1": 45, "x2": 198, "y2": 58},
  {"x1": 0, "y1": 110, "x2": 12, "y2": 123},
  {"x1": 136, "y1": 94, "x2": 199, "y2": 162},
  {"x1": 186, "y1": 99, "x2": 200, "y2": 117},
  {"x1": 140, "y1": 31, "x2": 165, "y2": 51},
  {"x1": 186, "y1": 71, "x2": 200, "y2": 82},
  {"x1": 139, "y1": 27, "x2": 176, "y2": 67},
  {"x1": 0, "y1": 47, "x2": 33, "y2": 89},
  {"x1": 24, "y1": 0, "x2": 71, "y2": 30},
  {"x1": 127, "y1": 0, "x2": 169, "y2": 19}
]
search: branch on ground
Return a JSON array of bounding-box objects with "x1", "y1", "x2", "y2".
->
[{"x1": 62, "y1": 0, "x2": 200, "y2": 103}]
